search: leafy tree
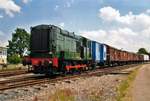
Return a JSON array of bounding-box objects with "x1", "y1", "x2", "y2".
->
[
  {"x1": 137, "y1": 48, "x2": 149, "y2": 55},
  {"x1": 7, "y1": 28, "x2": 30, "y2": 58}
]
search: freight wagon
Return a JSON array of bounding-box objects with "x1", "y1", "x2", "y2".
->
[
  {"x1": 23, "y1": 24, "x2": 148, "y2": 75},
  {"x1": 91, "y1": 42, "x2": 145, "y2": 66}
]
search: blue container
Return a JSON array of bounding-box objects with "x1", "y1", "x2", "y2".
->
[
  {"x1": 92, "y1": 41, "x2": 107, "y2": 64},
  {"x1": 92, "y1": 41, "x2": 100, "y2": 62},
  {"x1": 100, "y1": 44, "x2": 107, "y2": 62}
]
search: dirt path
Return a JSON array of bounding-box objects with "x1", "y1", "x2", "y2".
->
[{"x1": 132, "y1": 64, "x2": 150, "y2": 101}]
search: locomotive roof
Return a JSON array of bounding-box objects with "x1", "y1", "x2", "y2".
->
[
  {"x1": 31, "y1": 24, "x2": 51, "y2": 29},
  {"x1": 31, "y1": 24, "x2": 81, "y2": 40}
]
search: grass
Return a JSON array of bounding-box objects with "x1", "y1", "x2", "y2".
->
[
  {"x1": 116, "y1": 68, "x2": 139, "y2": 101},
  {"x1": 47, "y1": 89, "x2": 102, "y2": 101},
  {"x1": 89, "y1": 94, "x2": 102, "y2": 101},
  {"x1": 0, "y1": 64, "x2": 26, "y2": 71},
  {"x1": 32, "y1": 88, "x2": 101, "y2": 101},
  {"x1": 48, "y1": 89, "x2": 75, "y2": 101}
]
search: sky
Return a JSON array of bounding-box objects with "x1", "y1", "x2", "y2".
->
[{"x1": 0, "y1": 0, "x2": 150, "y2": 52}]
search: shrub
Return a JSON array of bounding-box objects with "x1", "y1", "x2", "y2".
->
[{"x1": 8, "y1": 54, "x2": 22, "y2": 64}]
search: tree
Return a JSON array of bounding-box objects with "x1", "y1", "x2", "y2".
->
[
  {"x1": 137, "y1": 48, "x2": 149, "y2": 55},
  {"x1": 7, "y1": 28, "x2": 30, "y2": 58}
]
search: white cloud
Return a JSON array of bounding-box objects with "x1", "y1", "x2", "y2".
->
[
  {"x1": 22, "y1": 0, "x2": 31, "y2": 4},
  {"x1": 81, "y1": 27, "x2": 150, "y2": 52},
  {"x1": 80, "y1": 6, "x2": 150, "y2": 52},
  {"x1": 0, "y1": 0, "x2": 21, "y2": 17},
  {"x1": 99, "y1": 6, "x2": 120, "y2": 21},
  {"x1": 99, "y1": 6, "x2": 150, "y2": 30},
  {"x1": 59, "y1": 22, "x2": 65, "y2": 28}
]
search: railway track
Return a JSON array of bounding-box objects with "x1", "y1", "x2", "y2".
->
[
  {"x1": 0, "y1": 69, "x2": 28, "y2": 77},
  {"x1": 0, "y1": 64, "x2": 141, "y2": 91}
]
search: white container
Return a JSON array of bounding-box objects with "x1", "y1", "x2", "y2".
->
[{"x1": 144, "y1": 55, "x2": 149, "y2": 61}]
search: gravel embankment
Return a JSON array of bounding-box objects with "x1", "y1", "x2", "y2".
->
[{"x1": 0, "y1": 66, "x2": 139, "y2": 101}]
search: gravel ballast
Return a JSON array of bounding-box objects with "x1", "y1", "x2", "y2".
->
[{"x1": 0, "y1": 66, "x2": 139, "y2": 101}]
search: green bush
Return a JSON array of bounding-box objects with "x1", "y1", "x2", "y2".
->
[{"x1": 8, "y1": 54, "x2": 22, "y2": 64}]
